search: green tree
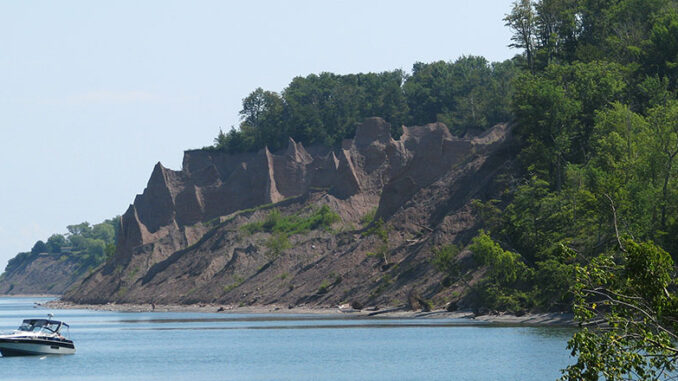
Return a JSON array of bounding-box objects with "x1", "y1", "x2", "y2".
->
[
  {"x1": 534, "y1": 0, "x2": 580, "y2": 65},
  {"x1": 646, "y1": 10, "x2": 678, "y2": 90},
  {"x1": 215, "y1": 70, "x2": 409, "y2": 153},
  {"x1": 403, "y1": 57, "x2": 517, "y2": 134},
  {"x1": 46, "y1": 234, "x2": 67, "y2": 253},
  {"x1": 239, "y1": 87, "x2": 286, "y2": 151},
  {"x1": 264, "y1": 232, "x2": 291, "y2": 261},
  {"x1": 30, "y1": 240, "x2": 47, "y2": 255},
  {"x1": 66, "y1": 222, "x2": 91, "y2": 237},
  {"x1": 364, "y1": 218, "x2": 390, "y2": 265},
  {"x1": 562, "y1": 239, "x2": 678, "y2": 380},
  {"x1": 646, "y1": 101, "x2": 678, "y2": 232},
  {"x1": 513, "y1": 61, "x2": 626, "y2": 188},
  {"x1": 533, "y1": 258, "x2": 574, "y2": 310},
  {"x1": 445, "y1": 56, "x2": 493, "y2": 132},
  {"x1": 513, "y1": 72, "x2": 581, "y2": 188},
  {"x1": 91, "y1": 222, "x2": 115, "y2": 242},
  {"x1": 240, "y1": 87, "x2": 268, "y2": 132},
  {"x1": 432, "y1": 244, "x2": 461, "y2": 278},
  {"x1": 505, "y1": 0, "x2": 537, "y2": 71},
  {"x1": 469, "y1": 230, "x2": 526, "y2": 285}
]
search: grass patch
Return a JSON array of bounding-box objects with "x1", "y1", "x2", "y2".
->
[
  {"x1": 128, "y1": 266, "x2": 141, "y2": 280},
  {"x1": 432, "y1": 244, "x2": 461, "y2": 277},
  {"x1": 223, "y1": 275, "x2": 244, "y2": 293},
  {"x1": 206, "y1": 216, "x2": 222, "y2": 227},
  {"x1": 318, "y1": 279, "x2": 331, "y2": 294},
  {"x1": 364, "y1": 218, "x2": 391, "y2": 264},
  {"x1": 360, "y1": 208, "x2": 377, "y2": 227},
  {"x1": 242, "y1": 205, "x2": 341, "y2": 260},
  {"x1": 203, "y1": 194, "x2": 308, "y2": 232},
  {"x1": 241, "y1": 205, "x2": 340, "y2": 236},
  {"x1": 116, "y1": 286, "x2": 128, "y2": 298},
  {"x1": 369, "y1": 274, "x2": 394, "y2": 298},
  {"x1": 265, "y1": 233, "x2": 291, "y2": 260}
]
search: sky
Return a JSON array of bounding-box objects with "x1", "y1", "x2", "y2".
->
[{"x1": 0, "y1": 0, "x2": 516, "y2": 270}]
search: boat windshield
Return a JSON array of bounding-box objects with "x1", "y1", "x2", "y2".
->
[{"x1": 18, "y1": 320, "x2": 61, "y2": 334}]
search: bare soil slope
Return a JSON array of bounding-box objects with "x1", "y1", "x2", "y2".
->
[{"x1": 0, "y1": 252, "x2": 95, "y2": 295}]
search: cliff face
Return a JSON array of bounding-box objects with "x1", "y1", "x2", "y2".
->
[{"x1": 64, "y1": 118, "x2": 513, "y2": 307}]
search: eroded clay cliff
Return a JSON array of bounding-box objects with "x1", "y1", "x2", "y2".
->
[
  {"x1": 0, "y1": 252, "x2": 96, "y2": 295},
  {"x1": 63, "y1": 118, "x2": 513, "y2": 308}
]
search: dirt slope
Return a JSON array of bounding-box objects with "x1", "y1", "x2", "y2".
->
[{"x1": 0, "y1": 251, "x2": 96, "y2": 295}]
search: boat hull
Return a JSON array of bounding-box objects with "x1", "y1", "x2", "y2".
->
[{"x1": 0, "y1": 338, "x2": 75, "y2": 356}]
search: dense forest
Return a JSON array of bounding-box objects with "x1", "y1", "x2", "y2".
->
[
  {"x1": 211, "y1": 0, "x2": 678, "y2": 377},
  {"x1": 213, "y1": 0, "x2": 678, "y2": 312}
]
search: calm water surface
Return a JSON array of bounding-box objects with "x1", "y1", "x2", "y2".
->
[{"x1": 0, "y1": 297, "x2": 573, "y2": 380}]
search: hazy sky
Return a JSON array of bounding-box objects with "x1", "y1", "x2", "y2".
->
[{"x1": 0, "y1": 0, "x2": 515, "y2": 270}]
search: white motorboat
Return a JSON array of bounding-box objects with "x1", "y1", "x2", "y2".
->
[{"x1": 0, "y1": 314, "x2": 75, "y2": 356}]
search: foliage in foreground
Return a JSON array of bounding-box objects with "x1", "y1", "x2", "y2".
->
[
  {"x1": 496, "y1": 1, "x2": 678, "y2": 375},
  {"x1": 561, "y1": 239, "x2": 678, "y2": 380},
  {"x1": 433, "y1": 231, "x2": 574, "y2": 313}
]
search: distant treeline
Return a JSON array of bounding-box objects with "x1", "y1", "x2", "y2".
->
[
  {"x1": 4, "y1": 218, "x2": 119, "y2": 275},
  {"x1": 212, "y1": 56, "x2": 518, "y2": 153}
]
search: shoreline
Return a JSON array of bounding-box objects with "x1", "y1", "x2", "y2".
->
[{"x1": 43, "y1": 299, "x2": 576, "y2": 327}]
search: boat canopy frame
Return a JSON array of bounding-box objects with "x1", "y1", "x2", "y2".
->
[{"x1": 18, "y1": 319, "x2": 68, "y2": 334}]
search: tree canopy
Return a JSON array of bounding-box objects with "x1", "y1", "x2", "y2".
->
[
  {"x1": 484, "y1": 0, "x2": 678, "y2": 378},
  {"x1": 419, "y1": 0, "x2": 677, "y2": 376},
  {"x1": 212, "y1": 57, "x2": 518, "y2": 154}
]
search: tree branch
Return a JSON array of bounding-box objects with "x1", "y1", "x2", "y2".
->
[{"x1": 604, "y1": 193, "x2": 625, "y2": 252}]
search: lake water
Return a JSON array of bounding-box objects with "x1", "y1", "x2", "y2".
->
[{"x1": 0, "y1": 297, "x2": 573, "y2": 380}]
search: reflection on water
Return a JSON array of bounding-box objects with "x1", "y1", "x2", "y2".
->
[{"x1": 1, "y1": 297, "x2": 574, "y2": 381}]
